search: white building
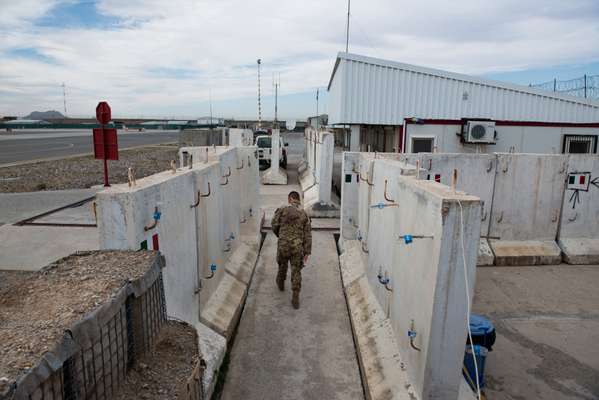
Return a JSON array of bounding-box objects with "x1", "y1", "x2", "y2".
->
[{"x1": 327, "y1": 52, "x2": 599, "y2": 154}]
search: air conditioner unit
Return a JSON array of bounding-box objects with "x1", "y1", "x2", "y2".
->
[{"x1": 464, "y1": 121, "x2": 496, "y2": 144}]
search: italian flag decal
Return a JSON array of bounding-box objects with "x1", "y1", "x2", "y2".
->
[{"x1": 140, "y1": 233, "x2": 159, "y2": 251}]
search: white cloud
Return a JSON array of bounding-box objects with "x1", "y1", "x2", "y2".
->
[{"x1": 1, "y1": 0, "x2": 598, "y2": 117}]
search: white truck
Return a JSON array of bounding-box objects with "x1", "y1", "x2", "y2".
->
[{"x1": 255, "y1": 134, "x2": 288, "y2": 169}]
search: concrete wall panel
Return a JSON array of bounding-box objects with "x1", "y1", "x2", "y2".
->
[
  {"x1": 340, "y1": 152, "x2": 361, "y2": 242},
  {"x1": 97, "y1": 169, "x2": 201, "y2": 326},
  {"x1": 400, "y1": 153, "x2": 496, "y2": 235},
  {"x1": 489, "y1": 153, "x2": 567, "y2": 241},
  {"x1": 364, "y1": 158, "x2": 481, "y2": 400},
  {"x1": 560, "y1": 155, "x2": 599, "y2": 238},
  {"x1": 191, "y1": 164, "x2": 226, "y2": 311},
  {"x1": 558, "y1": 155, "x2": 599, "y2": 264}
]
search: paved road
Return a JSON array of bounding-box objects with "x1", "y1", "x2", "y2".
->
[{"x1": 0, "y1": 129, "x2": 179, "y2": 165}]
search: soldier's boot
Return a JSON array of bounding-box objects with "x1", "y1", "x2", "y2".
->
[
  {"x1": 291, "y1": 290, "x2": 300, "y2": 309},
  {"x1": 276, "y1": 276, "x2": 285, "y2": 291}
]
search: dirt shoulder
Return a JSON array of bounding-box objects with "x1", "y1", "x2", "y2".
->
[{"x1": 0, "y1": 144, "x2": 178, "y2": 193}]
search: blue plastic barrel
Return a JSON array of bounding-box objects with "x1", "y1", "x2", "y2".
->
[
  {"x1": 469, "y1": 314, "x2": 496, "y2": 351},
  {"x1": 463, "y1": 344, "x2": 488, "y2": 389}
]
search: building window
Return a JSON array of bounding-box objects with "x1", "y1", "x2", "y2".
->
[
  {"x1": 563, "y1": 135, "x2": 598, "y2": 154},
  {"x1": 411, "y1": 137, "x2": 435, "y2": 153}
]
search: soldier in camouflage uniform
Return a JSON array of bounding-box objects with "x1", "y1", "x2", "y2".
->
[{"x1": 271, "y1": 191, "x2": 312, "y2": 309}]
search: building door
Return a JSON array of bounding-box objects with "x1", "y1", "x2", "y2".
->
[{"x1": 411, "y1": 137, "x2": 435, "y2": 153}]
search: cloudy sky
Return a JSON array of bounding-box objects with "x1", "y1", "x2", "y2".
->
[{"x1": 1, "y1": 0, "x2": 599, "y2": 119}]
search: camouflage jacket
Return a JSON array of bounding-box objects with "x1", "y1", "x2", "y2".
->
[{"x1": 271, "y1": 201, "x2": 312, "y2": 256}]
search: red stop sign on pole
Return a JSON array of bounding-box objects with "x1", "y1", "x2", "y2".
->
[
  {"x1": 96, "y1": 101, "x2": 111, "y2": 125},
  {"x1": 93, "y1": 101, "x2": 118, "y2": 187}
]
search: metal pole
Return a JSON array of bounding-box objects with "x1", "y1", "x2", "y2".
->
[
  {"x1": 346, "y1": 0, "x2": 350, "y2": 53},
  {"x1": 102, "y1": 123, "x2": 109, "y2": 187},
  {"x1": 62, "y1": 83, "x2": 67, "y2": 116},
  {"x1": 274, "y1": 81, "x2": 278, "y2": 127},
  {"x1": 553, "y1": 78, "x2": 556, "y2": 92},
  {"x1": 257, "y1": 59, "x2": 262, "y2": 128},
  {"x1": 316, "y1": 89, "x2": 319, "y2": 130},
  {"x1": 584, "y1": 74, "x2": 587, "y2": 98},
  {"x1": 103, "y1": 157, "x2": 109, "y2": 187},
  {"x1": 314, "y1": 89, "x2": 318, "y2": 167}
]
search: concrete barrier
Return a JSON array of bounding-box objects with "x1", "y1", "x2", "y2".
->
[
  {"x1": 97, "y1": 148, "x2": 261, "y2": 399},
  {"x1": 229, "y1": 128, "x2": 253, "y2": 147},
  {"x1": 341, "y1": 152, "x2": 408, "y2": 252},
  {"x1": 97, "y1": 168, "x2": 201, "y2": 325},
  {"x1": 338, "y1": 155, "x2": 481, "y2": 400},
  {"x1": 300, "y1": 128, "x2": 339, "y2": 217},
  {"x1": 399, "y1": 153, "x2": 497, "y2": 265},
  {"x1": 339, "y1": 152, "x2": 361, "y2": 247},
  {"x1": 489, "y1": 153, "x2": 567, "y2": 265},
  {"x1": 558, "y1": 155, "x2": 599, "y2": 264},
  {"x1": 261, "y1": 129, "x2": 287, "y2": 185}
]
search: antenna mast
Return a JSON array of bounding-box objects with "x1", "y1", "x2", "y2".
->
[
  {"x1": 62, "y1": 82, "x2": 67, "y2": 116},
  {"x1": 345, "y1": 0, "x2": 350, "y2": 53},
  {"x1": 257, "y1": 59, "x2": 262, "y2": 128},
  {"x1": 274, "y1": 74, "x2": 280, "y2": 128},
  {"x1": 209, "y1": 89, "x2": 213, "y2": 127}
]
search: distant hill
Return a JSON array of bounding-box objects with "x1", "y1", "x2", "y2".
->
[{"x1": 24, "y1": 110, "x2": 65, "y2": 120}]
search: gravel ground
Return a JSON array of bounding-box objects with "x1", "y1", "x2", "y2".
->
[
  {"x1": 115, "y1": 321, "x2": 200, "y2": 400},
  {"x1": 0, "y1": 250, "x2": 158, "y2": 393},
  {"x1": 0, "y1": 144, "x2": 178, "y2": 193}
]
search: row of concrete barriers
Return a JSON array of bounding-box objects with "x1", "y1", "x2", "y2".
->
[
  {"x1": 341, "y1": 152, "x2": 599, "y2": 266},
  {"x1": 338, "y1": 157, "x2": 481, "y2": 400},
  {"x1": 97, "y1": 146, "x2": 262, "y2": 399}
]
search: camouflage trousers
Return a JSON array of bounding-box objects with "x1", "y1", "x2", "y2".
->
[{"x1": 276, "y1": 250, "x2": 303, "y2": 292}]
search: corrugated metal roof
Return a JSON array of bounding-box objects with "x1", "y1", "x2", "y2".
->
[{"x1": 327, "y1": 52, "x2": 599, "y2": 125}]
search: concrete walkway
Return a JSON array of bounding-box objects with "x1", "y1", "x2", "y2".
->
[{"x1": 220, "y1": 232, "x2": 364, "y2": 400}]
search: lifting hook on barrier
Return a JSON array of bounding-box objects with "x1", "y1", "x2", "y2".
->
[
  {"x1": 204, "y1": 264, "x2": 217, "y2": 280},
  {"x1": 552, "y1": 209, "x2": 559, "y2": 223},
  {"x1": 496, "y1": 211, "x2": 504, "y2": 223},
  {"x1": 502, "y1": 160, "x2": 509, "y2": 173},
  {"x1": 487, "y1": 160, "x2": 494, "y2": 173},
  {"x1": 220, "y1": 176, "x2": 229, "y2": 186},
  {"x1": 248, "y1": 155, "x2": 252, "y2": 167},
  {"x1": 236, "y1": 159, "x2": 244, "y2": 170},
  {"x1": 361, "y1": 240, "x2": 369, "y2": 254},
  {"x1": 190, "y1": 182, "x2": 211, "y2": 208},
  {"x1": 377, "y1": 268, "x2": 393, "y2": 292},
  {"x1": 408, "y1": 320, "x2": 422, "y2": 351},
  {"x1": 222, "y1": 166, "x2": 232, "y2": 178},
  {"x1": 427, "y1": 159, "x2": 432, "y2": 171},
  {"x1": 360, "y1": 171, "x2": 374, "y2": 186},
  {"x1": 127, "y1": 167, "x2": 136, "y2": 187},
  {"x1": 451, "y1": 169, "x2": 458, "y2": 193},
  {"x1": 384, "y1": 180, "x2": 396, "y2": 203},
  {"x1": 568, "y1": 212, "x2": 578, "y2": 222},
  {"x1": 144, "y1": 206, "x2": 161, "y2": 232}
]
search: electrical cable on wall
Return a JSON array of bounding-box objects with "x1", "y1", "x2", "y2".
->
[{"x1": 458, "y1": 199, "x2": 482, "y2": 400}]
